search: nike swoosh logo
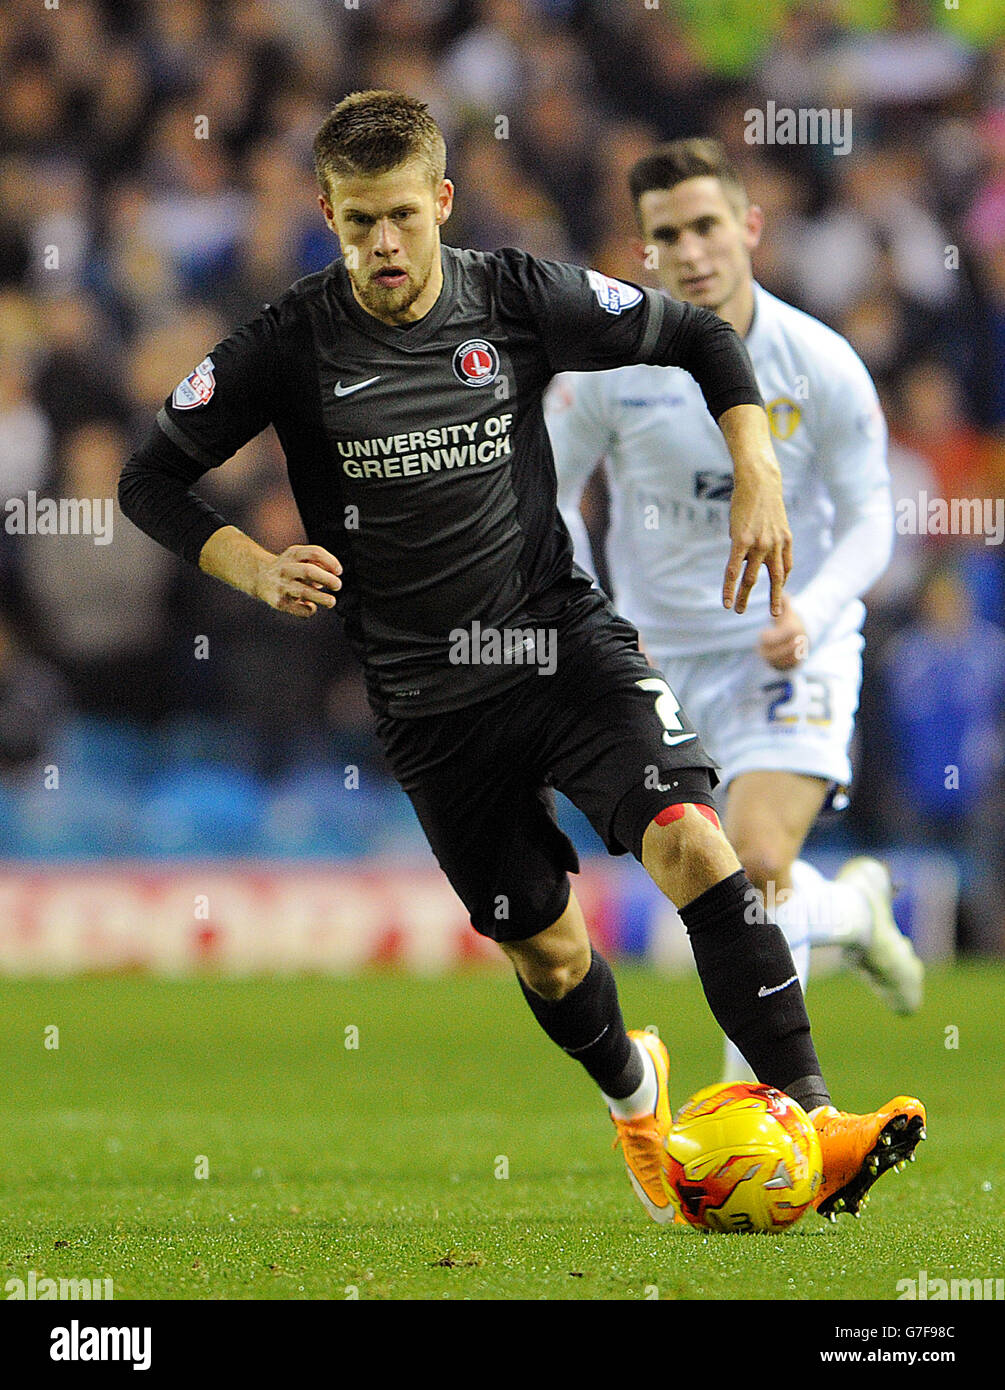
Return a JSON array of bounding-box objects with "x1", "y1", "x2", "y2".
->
[
  {"x1": 334, "y1": 376, "x2": 381, "y2": 397},
  {"x1": 662, "y1": 732, "x2": 697, "y2": 746},
  {"x1": 758, "y1": 975, "x2": 798, "y2": 998}
]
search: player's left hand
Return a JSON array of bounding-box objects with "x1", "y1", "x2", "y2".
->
[
  {"x1": 722, "y1": 468, "x2": 793, "y2": 617},
  {"x1": 758, "y1": 593, "x2": 808, "y2": 669}
]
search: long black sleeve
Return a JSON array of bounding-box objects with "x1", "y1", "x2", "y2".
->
[
  {"x1": 118, "y1": 422, "x2": 232, "y2": 566},
  {"x1": 120, "y1": 301, "x2": 282, "y2": 563},
  {"x1": 650, "y1": 298, "x2": 764, "y2": 422},
  {"x1": 493, "y1": 249, "x2": 763, "y2": 422}
]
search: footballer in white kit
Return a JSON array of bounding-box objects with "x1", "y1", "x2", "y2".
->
[{"x1": 548, "y1": 139, "x2": 923, "y2": 1079}]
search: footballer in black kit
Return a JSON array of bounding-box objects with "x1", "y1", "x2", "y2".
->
[
  {"x1": 125, "y1": 239, "x2": 731, "y2": 934},
  {"x1": 120, "y1": 90, "x2": 927, "y2": 1225}
]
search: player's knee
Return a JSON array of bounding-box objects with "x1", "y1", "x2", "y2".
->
[
  {"x1": 642, "y1": 803, "x2": 736, "y2": 897},
  {"x1": 503, "y1": 936, "x2": 591, "y2": 1001},
  {"x1": 730, "y1": 836, "x2": 794, "y2": 899},
  {"x1": 520, "y1": 956, "x2": 587, "y2": 1000}
]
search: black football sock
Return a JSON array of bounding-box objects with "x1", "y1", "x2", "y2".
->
[
  {"x1": 516, "y1": 950, "x2": 644, "y2": 1099},
  {"x1": 680, "y1": 870, "x2": 831, "y2": 1112}
]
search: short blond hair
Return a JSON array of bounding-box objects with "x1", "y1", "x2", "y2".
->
[{"x1": 313, "y1": 90, "x2": 447, "y2": 198}]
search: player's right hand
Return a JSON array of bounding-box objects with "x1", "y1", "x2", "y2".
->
[
  {"x1": 254, "y1": 544, "x2": 342, "y2": 618},
  {"x1": 758, "y1": 593, "x2": 808, "y2": 669}
]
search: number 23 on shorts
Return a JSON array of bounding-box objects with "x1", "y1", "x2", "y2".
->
[{"x1": 763, "y1": 676, "x2": 833, "y2": 727}]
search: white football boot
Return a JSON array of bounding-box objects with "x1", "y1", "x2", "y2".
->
[{"x1": 836, "y1": 857, "x2": 924, "y2": 1014}]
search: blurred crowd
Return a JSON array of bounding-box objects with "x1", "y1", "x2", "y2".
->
[{"x1": 0, "y1": 0, "x2": 1003, "y2": 944}]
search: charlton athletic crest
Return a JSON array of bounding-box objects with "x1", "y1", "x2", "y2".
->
[{"x1": 452, "y1": 339, "x2": 500, "y2": 387}]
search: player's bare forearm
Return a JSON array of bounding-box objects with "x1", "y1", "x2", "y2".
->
[
  {"x1": 717, "y1": 404, "x2": 793, "y2": 618},
  {"x1": 718, "y1": 402, "x2": 778, "y2": 480},
  {"x1": 199, "y1": 525, "x2": 342, "y2": 618},
  {"x1": 199, "y1": 526, "x2": 274, "y2": 597}
]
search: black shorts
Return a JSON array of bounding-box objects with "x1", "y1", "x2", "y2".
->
[{"x1": 376, "y1": 614, "x2": 719, "y2": 942}]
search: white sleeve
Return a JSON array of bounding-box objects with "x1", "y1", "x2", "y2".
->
[
  {"x1": 545, "y1": 372, "x2": 612, "y2": 583},
  {"x1": 789, "y1": 347, "x2": 894, "y2": 648}
]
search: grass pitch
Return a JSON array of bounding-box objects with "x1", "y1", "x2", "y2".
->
[{"x1": 1, "y1": 961, "x2": 1002, "y2": 1301}]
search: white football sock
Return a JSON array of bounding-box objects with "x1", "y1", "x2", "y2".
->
[
  {"x1": 604, "y1": 1037, "x2": 659, "y2": 1120},
  {"x1": 785, "y1": 858, "x2": 873, "y2": 950},
  {"x1": 721, "y1": 1044, "x2": 758, "y2": 1084}
]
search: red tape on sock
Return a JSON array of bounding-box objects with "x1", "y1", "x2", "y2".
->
[{"x1": 653, "y1": 803, "x2": 721, "y2": 829}]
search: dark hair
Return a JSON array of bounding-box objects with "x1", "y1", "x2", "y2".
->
[
  {"x1": 628, "y1": 138, "x2": 748, "y2": 220},
  {"x1": 313, "y1": 90, "x2": 447, "y2": 198}
]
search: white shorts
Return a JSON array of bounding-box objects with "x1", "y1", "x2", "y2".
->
[{"x1": 650, "y1": 611, "x2": 864, "y2": 792}]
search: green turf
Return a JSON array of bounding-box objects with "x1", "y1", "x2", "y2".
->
[{"x1": 1, "y1": 962, "x2": 1001, "y2": 1300}]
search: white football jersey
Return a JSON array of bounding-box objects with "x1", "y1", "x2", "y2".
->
[{"x1": 547, "y1": 282, "x2": 893, "y2": 660}]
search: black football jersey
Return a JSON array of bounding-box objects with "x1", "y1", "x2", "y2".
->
[{"x1": 122, "y1": 245, "x2": 762, "y2": 716}]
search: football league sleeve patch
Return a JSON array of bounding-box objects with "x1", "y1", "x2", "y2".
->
[
  {"x1": 158, "y1": 305, "x2": 280, "y2": 468},
  {"x1": 584, "y1": 268, "x2": 644, "y2": 316},
  {"x1": 171, "y1": 356, "x2": 217, "y2": 410},
  {"x1": 495, "y1": 249, "x2": 657, "y2": 375}
]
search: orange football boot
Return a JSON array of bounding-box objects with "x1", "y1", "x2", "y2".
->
[
  {"x1": 811, "y1": 1096, "x2": 927, "y2": 1220},
  {"x1": 610, "y1": 1030, "x2": 687, "y2": 1224}
]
